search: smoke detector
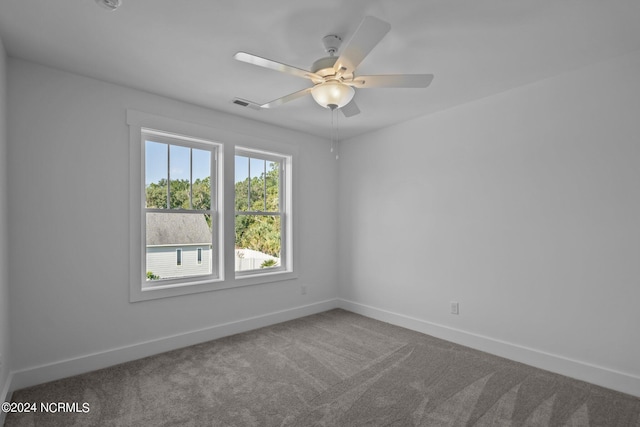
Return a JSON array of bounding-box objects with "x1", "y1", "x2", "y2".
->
[{"x1": 95, "y1": 0, "x2": 122, "y2": 11}]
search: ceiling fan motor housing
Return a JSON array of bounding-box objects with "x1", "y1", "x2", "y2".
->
[
  {"x1": 311, "y1": 56, "x2": 354, "y2": 81},
  {"x1": 311, "y1": 56, "x2": 339, "y2": 77}
]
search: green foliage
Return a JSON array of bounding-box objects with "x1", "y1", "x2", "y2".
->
[
  {"x1": 146, "y1": 177, "x2": 212, "y2": 227},
  {"x1": 146, "y1": 271, "x2": 160, "y2": 280},
  {"x1": 234, "y1": 165, "x2": 279, "y2": 212},
  {"x1": 146, "y1": 177, "x2": 211, "y2": 210},
  {"x1": 235, "y1": 214, "x2": 281, "y2": 257},
  {"x1": 235, "y1": 162, "x2": 281, "y2": 258},
  {"x1": 145, "y1": 160, "x2": 281, "y2": 260},
  {"x1": 260, "y1": 259, "x2": 277, "y2": 268}
]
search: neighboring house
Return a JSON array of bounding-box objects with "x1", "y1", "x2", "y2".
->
[{"x1": 146, "y1": 212, "x2": 212, "y2": 280}]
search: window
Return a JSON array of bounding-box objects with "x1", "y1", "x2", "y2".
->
[
  {"x1": 128, "y1": 110, "x2": 296, "y2": 301},
  {"x1": 235, "y1": 148, "x2": 292, "y2": 276},
  {"x1": 142, "y1": 129, "x2": 218, "y2": 286}
]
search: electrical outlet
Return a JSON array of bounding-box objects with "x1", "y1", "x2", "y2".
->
[
  {"x1": 301, "y1": 285, "x2": 308, "y2": 295},
  {"x1": 450, "y1": 302, "x2": 459, "y2": 315}
]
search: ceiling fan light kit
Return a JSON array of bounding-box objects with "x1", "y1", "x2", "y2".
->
[
  {"x1": 233, "y1": 15, "x2": 434, "y2": 117},
  {"x1": 311, "y1": 81, "x2": 355, "y2": 110}
]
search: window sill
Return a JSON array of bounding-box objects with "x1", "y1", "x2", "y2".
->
[
  {"x1": 234, "y1": 270, "x2": 298, "y2": 287},
  {"x1": 130, "y1": 271, "x2": 298, "y2": 302}
]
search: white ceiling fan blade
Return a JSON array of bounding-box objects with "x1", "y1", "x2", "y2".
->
[
  {"x1": 340, "y1": 100, "x2": 360, "y2": 117},
  {"x1": 234, "y1": 52, "x2": 324, "y2": 83},
  {"x1": 334, "y1": 16, "x2": 391, "y2": 76},
  {"x1": 261, "y1": 87, "x2": 313, "y2": 108},
  {"x1": 349, "y1": 74, "x2": 434, "y2": 88}
]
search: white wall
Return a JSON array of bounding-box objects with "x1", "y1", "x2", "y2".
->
[
  {"x1": 0, "y1": 35, "x2": 11, "y2": 404},
  {"x1": 5, "y1": 46, "x2": 640, "y2": 397},
  {"x1": 7, "y1": 59, "x2": 339, "y2": 387},
  {"x1": 338, "y1": 50, "x2": 640, "y2": 396}
]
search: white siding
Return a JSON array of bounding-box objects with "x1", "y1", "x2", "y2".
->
[{"x1": 147, "y1": 245, "x2": 211, "y2": 280}]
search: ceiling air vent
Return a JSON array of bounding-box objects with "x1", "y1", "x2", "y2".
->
[
  {"x1": 95, "y1": 0, "x2": 122, "y2": 11},
  {"x1": 232, "y1": 98, "x2": 262, "y2": 111}
]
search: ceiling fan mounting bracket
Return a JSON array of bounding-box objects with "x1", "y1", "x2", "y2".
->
[{"x1": 322, "y1": 35, "x2": 342, "y2": 56}]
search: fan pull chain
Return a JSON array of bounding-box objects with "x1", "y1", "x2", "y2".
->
[
  {"x1": 330, "y1": 108, "x2": 335, "y2": 153},
  {"x1": 329, "y1": 108, "x2": 339, "y2": 160},
  {"x1": 334, "y1": 109, "x2": 339, "y2": 160}
]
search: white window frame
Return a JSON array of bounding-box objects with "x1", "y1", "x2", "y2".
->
[
  {"x1": 129, "y1": 111, "x2": 224, "y2": 302},
  {"x1": 128, "y1": 110, "x2": 298, "y2": 302},
  {"x1": 234, "y1": 147, "x2": 293, "y2": 278},
  {"x1": 142, "y1": 129, "x2": 218, "y2": 283}
]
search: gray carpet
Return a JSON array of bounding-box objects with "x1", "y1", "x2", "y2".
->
[{"x1": 4, "y1": 309, "x2": 640, "y2": 426}]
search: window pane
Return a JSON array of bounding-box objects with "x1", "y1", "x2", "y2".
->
[
  {"x1": 146, "y1": 212, "x2": 213, "y2": 281},
  {"x1": 145, "y1": 141, "x2": 168, "y2": 209},
  {"x1": 250, "y1": 157, "x2": 266, "y2": 211},
  {"x1": 192, "y1": 148, "x2": 211, "y2": 210},
  {"x1": 235, "y1": 214, "x2": 281, "y2": 272},
  {"x1": 235, "y1": 155, "x2": 249, "y2": 212},
  {"x1": 233, "y1": 148, "x2": 290, "y2": 279},
  {"x1": 169, "y1": 145, "x2": 190, "y2": 209},
  {"x1": 266, "y1": 160, "x2": 279, "y2": 211}
]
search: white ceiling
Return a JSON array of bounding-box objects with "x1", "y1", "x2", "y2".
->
[{"x1": 1, "y1": 0, "x2": 639, "y2": 140}]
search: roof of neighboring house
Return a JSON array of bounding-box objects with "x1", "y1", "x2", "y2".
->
[{"x1": 146, "y1": 212, "x2": 211, "y2": 246}]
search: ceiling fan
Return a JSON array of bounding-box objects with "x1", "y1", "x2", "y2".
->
[{"x1": 233, "y1": 16, "x2": 434, "y2": 117}]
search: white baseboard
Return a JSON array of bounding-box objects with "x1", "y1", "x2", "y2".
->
[
  {"x1": 9, "y1": 298, "x2": 639, "y2": 399},
  {"x1": 10, "y1": 299, "x2": 340, "y2": 391},
  {"x1": 338, "y1": 298, "x2": 640, "y2": 398}
]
